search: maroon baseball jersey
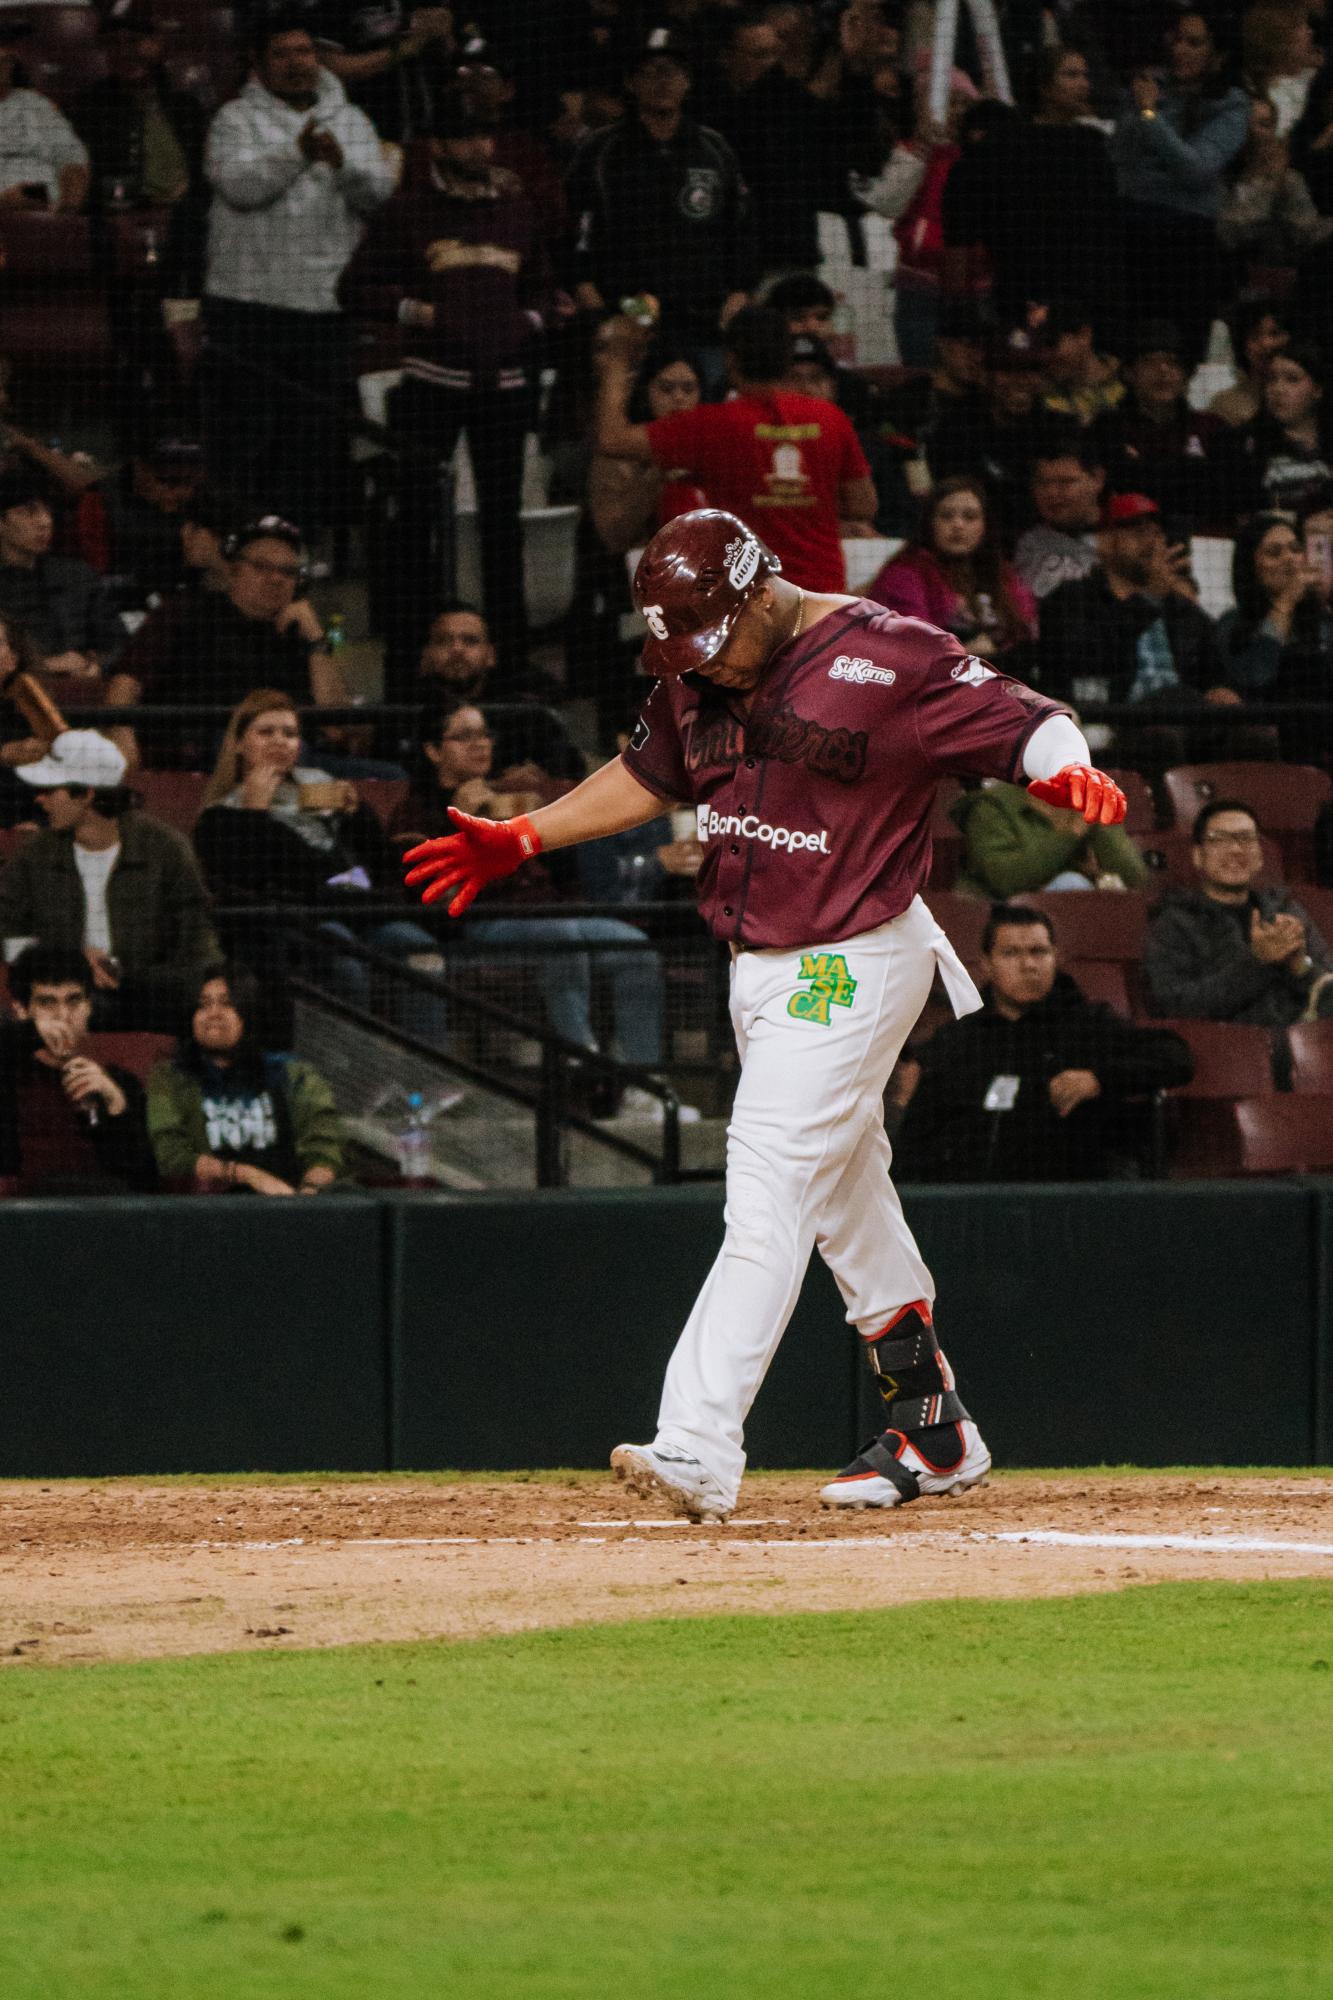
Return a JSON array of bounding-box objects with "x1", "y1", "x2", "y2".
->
[{"x1": 621, "y1": 599, "x2": 1067, "y2": 949}]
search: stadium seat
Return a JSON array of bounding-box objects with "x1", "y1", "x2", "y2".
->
[
  {"x1": 0, "y1": 212, "x2": 96, "y2": 277},
  {"x1": 85, "y1": 1031, "x2": 175, "y2": 1086},
  {"x1": 1103, "y1": 767, "x2": 1157, "y2": 833},
  {"x1": 0, "y1": 214, "x2": 110, "y2": 374},
  {"x1": 1067, "y1": 960, "x2": 1131, "y2": 1013},
  {"x1": 1286, "y1": 1021, "x2": 1333, "y2": 1095},
  {"x1": 1025, "y1": 891, "x2": 1149, "y2": 961},
  {"x1": 1151, "y1": 1019, "x2": 1277, "y2": 1178},
  {"x1": 354, "y1": 778, "x2": 408, "y2": 829},
  {"x1": 925, "y1": 890, "x2": 987, "y2": 964},
  {"x1": 1155, "y1": 1019, "x2": 1277, "y2": 1097},
  {"x1": 132, "y1": 770, "x2": 207, "y2": 834},
  {"x1": 1294, "y1": 884, "x2": 1333, "y2": 947},
  {"x1": 1162, "y1": 763, "x2": 1331, "y2": 877},
  {"x1": 1231, "y1": 1096, "x2": 1333, "y2": 1174}
]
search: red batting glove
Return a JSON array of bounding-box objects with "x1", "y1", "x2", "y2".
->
[
  {"x1": 1027, "y1": 764, "x2": 1127, "y2": 826},
  {"x1": 403, "y1": 809, "x2": 542, "y2": 914}
]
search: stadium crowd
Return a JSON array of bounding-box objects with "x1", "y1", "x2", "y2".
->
[{"x1": 3, "y1": 0, "x2": 1333, "y2": 1193}]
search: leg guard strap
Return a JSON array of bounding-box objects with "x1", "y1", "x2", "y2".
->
[
  {"x1": 857, "y1": 1435, "x2": 922, "y2": 1502},
  {"x1": 880, "y1": 1388, "x2": 970, "y2": 1433},
  {"x1": 863, "y1": 1305, "x2": 971, "y2": 1432}
]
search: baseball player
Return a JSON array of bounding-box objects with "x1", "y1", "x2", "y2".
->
[{"x1": 404, "y1": 509, "x2": 1126, "y2": 1520}]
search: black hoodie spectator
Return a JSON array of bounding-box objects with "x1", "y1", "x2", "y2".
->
[{"x1": 897, "y1": 973, "x2": 1192, "y2": 1181}]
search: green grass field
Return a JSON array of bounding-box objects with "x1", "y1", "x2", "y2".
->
[{"x1": 3, "y1": 1581, "x2": 1331, "y2": 2000}]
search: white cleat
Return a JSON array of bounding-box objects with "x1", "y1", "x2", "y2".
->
[
  {"x1": 611, "y1": 1442, "x2": 733, "y2": 1522},
  {"x1": 819, "y1": 1420, "x2": 992, "y2": 1510}
]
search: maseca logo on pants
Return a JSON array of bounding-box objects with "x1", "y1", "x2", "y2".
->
[{"x1": 696, "y1": 805, "x2": 831, "y2": 854}]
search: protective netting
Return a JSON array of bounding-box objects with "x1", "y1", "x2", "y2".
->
[{"x1": 2, "y1": 1, "x2": 1333, "y2": 1193}]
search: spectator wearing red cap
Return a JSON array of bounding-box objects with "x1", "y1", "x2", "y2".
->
[
  {"x1": 1094, "y1": 320, "x2": 1228, "y2": 535},
  {"x1": 867, "y1": 476, "x2": 1036, "y2": 659},
  {"x1": 1038, "y1": 490, "x2": 1236, "y2": 768},
  {"x1": 594, "y1": 306, "x2": 876, "y2": 591}
]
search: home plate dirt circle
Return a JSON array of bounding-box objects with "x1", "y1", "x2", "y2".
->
[{"x1": 2, "y1": 1473, "x2": 1330, "y2": 1667}]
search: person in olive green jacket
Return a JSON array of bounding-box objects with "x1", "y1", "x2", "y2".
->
[
  {"x1": 147, "y1": 963, "x2": 346, "y2": 1194},
  {"x1": 0, "y1": 729, "x2": 219, "y2": 1028},
  {"x1": 951, "y1": 779, "x2": 1150, "y2": 900}
]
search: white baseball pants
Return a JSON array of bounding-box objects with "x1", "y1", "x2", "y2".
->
[{"x1": 655, "y1": 896, "x2": 981, "y2": 1504}]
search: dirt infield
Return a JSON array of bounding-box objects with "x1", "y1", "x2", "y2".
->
[{"x1": 2, "y1": 1472, "x2": 1331, "y2": 1667}]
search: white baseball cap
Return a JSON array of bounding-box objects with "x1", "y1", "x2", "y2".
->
[{"x1": 17, "y1": 729, "x2": 129, "y2": 790}]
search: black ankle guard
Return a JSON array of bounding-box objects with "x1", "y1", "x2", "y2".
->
[{"x1": 864, "y1": 1307, "x2": 970, "y2": 1434}]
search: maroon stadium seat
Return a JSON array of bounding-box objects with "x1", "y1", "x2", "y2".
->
[
  {"x1": 354, "y1": 778, "x2": 409, "y2": 829},
  {"x1": 1294, "y1": 884, "x2": 1333, "y2": 949},
  {"x1": 925, "y1": 890, "x2": 987, "y2": 964},
  {"x1": 1025, "y1": 891, "x2": 1149, "y2": 962},
  {"x1": 1155, "y1": 1019, "x2": 1276, "y2": 1098},
  {"x1": 85, "y1": 1031, "x2": 175, "y2": 1086},
  {"x1": 1156, "y1": 1020, "x2": 1277, "y2": 1178},
  {"x1": 1067, "y1": 960, "x2": 1130, "y2": 1012},
  {"x1": 1286, "y1": 1021, "x2": 1333, "y2": 1096},
  {"x1": 1231, "y1": 1096, "x2": 1333, "y2": 1174},
  {"x1": 1162, "y1": 763, "x2": 1332, "y2": 876},
  {"x1": 132, "y1": 770, "x2": 207, "y2": 834},
  {"x1": 1162, "y1": 761, "x2": 1331, "y2": 832},
  {"x1": 1103, "y1": 767, "x2": 1157, "y2": 833},
  {"x1": 0, "y1": 214, "x2": 110, "y2": 373}
]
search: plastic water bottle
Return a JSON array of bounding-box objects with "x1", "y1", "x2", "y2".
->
[
  {"x1": 397, "y1": 1091, "x2": 435, "y2": 1186},
  {"x1": 325, "y1": 613, "x2": 346, "y2": 654}
]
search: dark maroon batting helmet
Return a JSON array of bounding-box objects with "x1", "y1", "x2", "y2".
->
[{"x1": 632, "y1": 509, "x2": 781, "y2": 675}]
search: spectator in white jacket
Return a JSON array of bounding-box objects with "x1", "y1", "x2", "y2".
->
[
  {"x1": 0, "y1": 28, "x2": 89, "y2": 211},
  {"x1": 201, "y1": 18, "x2": 397, "y2": 530}
]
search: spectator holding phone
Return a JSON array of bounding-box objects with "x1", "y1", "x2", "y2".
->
[
  {"x1": 0, "y1": 943, "x2": 157, "y2": 1197},
  {"x1": 146, "y1": 962, "x2": 346, "y2": 1194}
]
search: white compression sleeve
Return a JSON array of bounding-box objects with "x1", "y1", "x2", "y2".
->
[{"x1": 1022, "y1": 713, "x2": 1092, "y2": 783}]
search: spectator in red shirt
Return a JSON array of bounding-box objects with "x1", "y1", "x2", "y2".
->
[
  {"x1": 867, "y1": 475, "x2": 1037, "y2": 659},
  {"x1": 594, "y1": 305, "x2": 876, "y2": 590}
]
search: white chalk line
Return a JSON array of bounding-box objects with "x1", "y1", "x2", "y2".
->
[
  {"x1": 198, "y1": 1528, "x2": 1333, "y2": 1557},
  {"x1": 995, "y1": 1530, "x2": 1333, "y2": 1557}
]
